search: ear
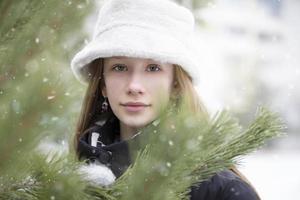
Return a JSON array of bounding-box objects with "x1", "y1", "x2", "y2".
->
[
  {"x1": 101, "y1": 86, "x2": 107, "y2": 97},
  {"x1": 172, "y1": 81, "x2": 179, "y2": 93},
  {"x1": 171, "y1": 81, "x2": 179, "y2": 99},
  {"x1": 173, "y1": 81, "x2": 178, "y2": 88}
]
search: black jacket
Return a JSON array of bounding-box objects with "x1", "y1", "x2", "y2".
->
[{"x1": 78, "y1": 114, "x2": 259, "y2": 200}]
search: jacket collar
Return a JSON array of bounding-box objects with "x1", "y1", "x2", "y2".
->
[{"x1": 78, "y1": 112, "x2": 160, "y2": 178}]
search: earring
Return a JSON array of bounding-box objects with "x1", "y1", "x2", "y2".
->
[
  {"x1": 101, "y1": 97, "x2": 109, "y2": 113},
  {"x1": 174, "y1": 81, "x2": 178, "y2": 87}
]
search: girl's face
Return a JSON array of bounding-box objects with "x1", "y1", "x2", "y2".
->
[{"x1": 102, "y1": 56, "x2": 174, "y2": 129}]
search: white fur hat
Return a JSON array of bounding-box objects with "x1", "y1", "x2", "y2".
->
[{"x1": 71, "y1": 0, "x2": 200, "y2": 84}]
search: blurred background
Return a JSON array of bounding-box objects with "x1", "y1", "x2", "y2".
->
[
  {"x1": 0, "y1": 0, "x2": 299, "y2": 199},
  {"x1": 190, "y1": 1, "x2": 300, "y2": 199},
  {"x1": 188, "y1": 0, "x2": 300, "y2": 199}
]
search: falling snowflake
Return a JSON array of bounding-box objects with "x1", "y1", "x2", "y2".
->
[{"x1": 47, "y1": 96, "x2": 55, "y2": 100}]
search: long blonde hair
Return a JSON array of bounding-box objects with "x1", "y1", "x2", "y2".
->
[{"x1": 73, "y1": 58, "x2": 259, "y2": 198}]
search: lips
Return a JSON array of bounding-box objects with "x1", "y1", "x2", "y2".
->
[
  {"x1": 123, "y1": 102, "x2": 149, "y2": 106},
  {"x1": 121, "y1": 102, "x2": 150, "y2": 112}
]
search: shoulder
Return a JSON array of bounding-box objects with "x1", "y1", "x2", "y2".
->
[{"x1": 189, "y1": 169, "x2": 260, "y2": 200}]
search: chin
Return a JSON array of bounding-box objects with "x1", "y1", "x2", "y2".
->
[
  {"x1": 121, "y1": 116, "x2": 154, "y2": 129},
  {"x1": 125, "y1": 120, "x2": 150, "y2": 129}
]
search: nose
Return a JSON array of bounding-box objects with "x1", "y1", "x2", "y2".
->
[{"x1": 126, "y1": 73, "x2": 145, "y2": 96}]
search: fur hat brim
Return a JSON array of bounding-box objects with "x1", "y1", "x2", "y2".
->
[{"x1": 71, "y1": 25, "x2": 199, "y2": 84}]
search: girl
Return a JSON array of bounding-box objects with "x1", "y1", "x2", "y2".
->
[{"x1": 71, "y1": 0, "x2": 260, "y2": 199}]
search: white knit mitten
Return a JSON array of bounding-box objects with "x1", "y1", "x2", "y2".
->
[{"x1": 78, "y1": 162, "x2": 116, "y2": 186}]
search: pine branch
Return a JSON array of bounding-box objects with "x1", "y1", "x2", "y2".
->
[
  {"x1": 0, "y1": 106, "x2": 285, "y2": 199},
  {"x1": 0, "y1": 153, "x2": 103, "y2": 200},
  {"x1": 108, "y1": 106, "x2": 285, "y2": 200}
]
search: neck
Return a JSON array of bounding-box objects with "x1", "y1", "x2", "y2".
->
[{"x1": 120, "y1": 122, "x2": 140, "y2": 141}]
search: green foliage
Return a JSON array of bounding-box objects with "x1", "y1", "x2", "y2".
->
[
  {"x1": 173, "y1": 0, "x2": 214, "y2": 10},
  {"x1": 0, "y1": 105, "x2": 285, "y2": 199},
  {"x1": 0, "y1": 0, "x2": 92, "y2": 175},
  {"x1": 111, "y1": 106, "x2": 285, "y2": 200},
  {"x1": 0, "y1": 154, "x2": 91, "y2": 200}
]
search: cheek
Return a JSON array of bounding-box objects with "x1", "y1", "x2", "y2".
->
[
  {"x1": 147, "y1": 75, "x2": 173, "y2": 101},
  {"x1": 104, "y1": 78, "x2": 123, "y2": 102}
]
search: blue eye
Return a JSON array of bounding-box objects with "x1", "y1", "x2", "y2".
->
[
  {"x1": 147, "y1": 64, "x2": 161, "y2": 72},
  {"x1": 112, "y1": 64, "x2": 127, "y2": 71}
]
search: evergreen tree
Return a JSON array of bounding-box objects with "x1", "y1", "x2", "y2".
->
[
  {"x1": 0, "y1": 0, "x2": 93, "y2": 182},
  {"x1": 0, "y1": 1, "x2": 285, "y2": 200}
]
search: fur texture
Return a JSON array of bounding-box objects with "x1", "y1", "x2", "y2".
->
[
  {"x1": 78, "y1": 162, "x2": 116, "y2": 186},
  {"x1": 71, "y1": 0, "x2": 200, "y2": 84}
]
